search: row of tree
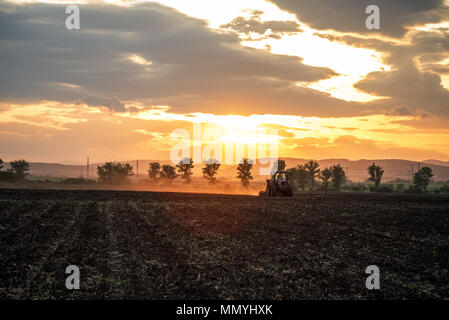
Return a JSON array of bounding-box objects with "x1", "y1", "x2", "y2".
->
[
  {"x1": 276, "y1": 160, "x2": 347, "y2": 191},
  {"x1": 0, "y1": 159, "x2": 30, "y2": 182},
  {"x1": 96, "y1": 158, "x2": 255, "y2": 187},
  {"x1": 277, "y1": 160, "x2": 434, "y2": 192},
  {"x1": 366, "y1": 162, "x2": 434, "y2": 192},
  {"x1": 0, "y1": 157, "x2": 437, "y2": 193}
]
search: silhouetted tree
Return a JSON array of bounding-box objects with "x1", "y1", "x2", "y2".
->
[
  {"x1": 305, "y1": 160, "x2": 320, "y2": 190},
  {"x1": 159, "y1": 164, "x2": 177, "y2": 182},
  {"x1": 271, "y1": 159, "x2": 286, "y2": 174},
  {"x1": 413, "y1": 166, "x2": 433, "y2": 191},
  {"x1": 368, "y1": 162, "x2": 384, "y2": 189},
  {"x1": 176, "y1": 158, "x2": 194, "y2": 184},
  {"x1": 0, "y1": 158, "x2": 15, "y2": 182},
  {"x1": 202, "y1": 159, "x2": 221, "y2": 184},
  {"x1": 236, "y1": 158, "x2": 253, "y2": 188},
  {"x1": 395, "y1": 184, "x2": 405, "y2": 193},
  {"x1": 9, "y1": 159, "x2": 30, "y2": 181},
  {"x1": 319, "y1": 167, "x2": 332, "y2": 191},
  {"x1": 97, "y1": 162, "x2": 133, "y2": 184},
  {"x1": 148, "y1": 162, "x2": 161, "y2": 181},
  {"x1": 288, "y1": 165, "x2": 309, "y2": 190},
  {"x1": 331, "y1": 164, "x2": 346, "y2": 191}
]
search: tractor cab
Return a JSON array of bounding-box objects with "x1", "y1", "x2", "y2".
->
[
  {"x1": 264, "y1": 170, "x2": 293, "y2": 197},
  {"x1": 274, "y1": 171, "x2": 288, "y2": 184}
]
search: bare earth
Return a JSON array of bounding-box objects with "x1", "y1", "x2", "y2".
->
[{"x1": 1, "y1": 188, "x2": 448, "y2": 299}]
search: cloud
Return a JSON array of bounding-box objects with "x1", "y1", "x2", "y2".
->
[
  {"x1": 313, "y1": 21, "x2": 449, "y2": 117},
  {"x1": 0, "y1": 2, "x2": 349, "y2": 115},
  {"x1": 268, "y1": 0, "x2": 448, "y2": 38},
  {"x1": 78, "y1": 96, "x2": 126, "y2": 112},
  {"x1": 1, "y1": 1, "x2": 448, "y2": 119},
  {"x1": 220, "y1": 11, "x2": 303, "y2": 35},
  {"x1": 355, "y1": 60, "x2": 449, "y2": 117},
  {"x1": 283, "y1": 135, "x2": 449, "y2": 160},
  {"x1": 386, "y1": 106, "x2": 413, "y2": 116}
]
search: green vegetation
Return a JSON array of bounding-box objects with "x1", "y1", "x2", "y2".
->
[
  {"x1": 413, "y1": 166, "x2": 434, "y2": 192},
  {"x1": 319, "y1": 167, "x2": 332, "y2": 191},
  {"x1": 287, "y1": 165, "x2": 307, "y2": 190},
  {"x1": 148, "y1": 162, "x2": 161, "y2": 181},
  {"x1": 288, "y1": 162, "x2": 347, "y2": 192},
  {"x1": 330, "y1": 164, "x2": 346, "y2": 191},
  {"x1": 0, "y1": 159, "x2": 30, "y2": 182},
  {"x1": 202, "y1": 159, "x2": 221, "y2": 184},
  {"x1": 304, "y1": 160, "x2": 320, "y2": 190},
  {"x1": 159, "y1": 164, "x2": 177, "y2": 182},
  {"x1": 97, "y1": 162, "x2": 133, "y2": 184},
  {"x1": 368, "y1": 162, "x2": 384, "y2": 189},
  {"x1": 176, "y1": 158, "x2": 194, "y2": 184},
  {"x1": 0, "y1": 156, "x2": 447, "y2": 195},
  {"x1": 236, "y1": 158, "x2": 253, "y2": 188}
]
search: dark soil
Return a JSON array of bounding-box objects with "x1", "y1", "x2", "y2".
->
[{"x1": 1, "y1": 188, "x2": 448, "y2": 299}]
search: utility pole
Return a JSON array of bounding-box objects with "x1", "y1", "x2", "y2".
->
[
  {"x1": 137, "y1": 160, "x2": 139, "y2": 178},
  {"x1": 86, "y1": 157, "x2": 89, "y2": 178}
]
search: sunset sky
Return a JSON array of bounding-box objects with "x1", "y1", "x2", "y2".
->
[{"x1": 1, "y1": 0, "x2": 449, "y2": 164}]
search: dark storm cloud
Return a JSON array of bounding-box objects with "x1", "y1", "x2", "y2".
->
[
  {"x1": 0, "y1": 2, "x2": 359, "y2": 115},
  {"x1": 269, "y1": 0, "x2": 448, "y2": 37}
]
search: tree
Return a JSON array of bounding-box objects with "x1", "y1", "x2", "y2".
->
[
  {"x1": 288, "y1": 165, "x2": 309, "y2": 190},
  {"x1": 97, "y1": 162, "x2": 133, "y2": 184},
  {"x1": 202, "y1": 159, "x2": 221, "y2": 184},
  {"x1": 176, "y1": 158, "x2": 194, "y2": 184},
  {"x1": 304, "y1": 160, "x2": 320, "y2": 190},
  {"x1": 148, "y1": 162, "x2": 161, "y2": 181},
  {"x1": 236, "y1": 158, "x2": 253, "y2": 188},
  {"x1": 319, "y1": 167, "x2": 332, "y2": 191},
  {"x1": 0, "y1": 158, "x2": 15, "y2": 182},
  {"x1": 8, "y1": 159, "x2": 30, "y2": 181},
  {"x1": 271, "y1": 159, "x2": 286, "y2": 174},
  {"x1": 413, "y1": 166, "x2": 433, "y2": 191},
  {"x1": 331, "y1": 164, "x2": 346, "y2": 191},
  {"x1": 367, "y1": 162, "x2": 384, "y2": 189},
  {"x1": 159, "y1": 164, "x2": 177, "y2": 182}
]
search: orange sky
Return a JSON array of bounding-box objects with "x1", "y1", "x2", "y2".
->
[{"x1": 1, "y1": 0, "x2": 449, "y2": 164}]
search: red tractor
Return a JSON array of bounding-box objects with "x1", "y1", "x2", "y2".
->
[{"x1": 263, "y1": 171, "x2": 293, "y2": 197}]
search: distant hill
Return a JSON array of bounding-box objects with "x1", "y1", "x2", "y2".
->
[
  {"x1": 423, "y1": 159, "x2": 449, "y2": 167},
  {"x1": 13, "y1": 158, "x2": 449, "y2": 183}
]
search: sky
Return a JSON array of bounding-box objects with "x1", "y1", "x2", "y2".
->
[{"x1": 1, "y1": 0, "x2": 449, "y2": 164}]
